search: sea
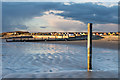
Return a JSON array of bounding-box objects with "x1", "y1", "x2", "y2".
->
[{"x1": 1, "y1": 39, "x2": 118, "y2": 78}]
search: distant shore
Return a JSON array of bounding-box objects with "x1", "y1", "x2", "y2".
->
[
  {"x1": 2, "y1": 35, "x2": 119, "y2": 50},
  {"x1": 43, "y1": 39, "x2": 118, "y2": 50}
]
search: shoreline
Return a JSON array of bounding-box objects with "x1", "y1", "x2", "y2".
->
[
  {"x1": 2, "y1": 37, "x2": 118, "y2": 50},
  {"x1": 42, "y1": 40, "x2": 118, "y2": 50}
]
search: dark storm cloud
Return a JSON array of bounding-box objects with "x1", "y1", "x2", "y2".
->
[
  {"x1": 2, "y1": 2, "x2": 60, "y2": 32},
  {"x1": 40, "y1": 26, "x2": 47, "y2": 28},
  {"x1": 2, "y1": 2, "x2": 118, "y2": 32},
  {"x1": 56, "y1": 3, "x2": 118, "y2": 24}
]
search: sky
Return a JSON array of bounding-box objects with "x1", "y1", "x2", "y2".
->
[
  {"x1": 2, "y1": 1, "x2": 118, "y2": 32},
  {"x1": 1, "y1": 0, "x2": 119, "y2": 2}
]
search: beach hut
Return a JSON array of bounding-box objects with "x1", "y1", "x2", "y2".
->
[
  {"x1": 108, "y1": 32, "x2": 115, "y2": 36},
  {"x1": 116, "y1": 32, "x2": 118, "y2": 35},
  {"x1": 108, "y1": 32, "x2": 112, "y2": 35},
  {"x1": 14, "y1": 31, "x2": 29, "y2": 35},
  {"x1": 32, "y1": 33, "x2": 36, "y2": 35},
  {"x1": 6, "y1": 32, "x2": 14, "y2": 36},
  {"x1": 85, "y1": 32, "x2": 88, "y2": 35},
  {"x1": 69, "y1": 32, "x2": 75, "y2": 37},
  {"x1": 103, "y1": 32, "x2": 107, "y2": 36},
  {"x1": 81, "y1": 32, "x2": 87, "y2": 35},
  {"x1": 112, "y1": 32, "x2": 115, "y2": 35},
  {"x1": 99, "y1": 33, "x2": 104, "y2": 36},
  {"x1": 76, "y1": 32, "x2": 80, "y2": 36},
  {"x1": 115, "y1": 32, "x2": 119, "y2": 35},
  {"x1": 79, "y1": 32, "x2": 82, "y2": 35},
  {"x1": 96, "y1": 32, "x2": 99, "y2": 36},
  {"x1": 119, "y1": 32, "x2": 120, "y2": 35},
  {"x1": 92, "y1": 32, "x2": 96, "y2": 35}
]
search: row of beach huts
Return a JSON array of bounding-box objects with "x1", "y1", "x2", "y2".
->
[
  {"x1": 0, "y1": 31, "x2": 119, "y2": 42},
  {"x1": 1, "y1": 31, "x2": 120, "y2": 36}
]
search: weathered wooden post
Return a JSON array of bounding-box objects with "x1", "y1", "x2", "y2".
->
[{"x1": 87, "y1": 23, "x2": 92, "y2": 71}]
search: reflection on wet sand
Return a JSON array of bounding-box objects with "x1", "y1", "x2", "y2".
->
[{"x1": 2, "y1": 40, "x2": 118, "y2": 78}]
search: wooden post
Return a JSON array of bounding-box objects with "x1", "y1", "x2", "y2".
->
[{"x1": 87, "y1": 23, "x2": 92, "y2": 71}]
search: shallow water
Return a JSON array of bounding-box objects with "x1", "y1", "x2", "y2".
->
[{"x1": 1, "y1": 40, "x2": 118, "y2": 77}]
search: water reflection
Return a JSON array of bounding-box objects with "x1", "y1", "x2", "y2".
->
[{"x1": 2, "y1": 41, "x2": 118, "y2": 76}]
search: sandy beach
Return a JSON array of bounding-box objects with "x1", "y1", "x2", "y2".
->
[
  {"x1": 2, "y1": 36, "x2": 118, "y2": 78},
  {"x1": 43, "y1": 39, "x2": 118, "y2": 50},
  {"x1": 4, "y1": 70, "x2": 118, "y2": 78},
  {"x1": 2, "y1": 38, "x2": 118, "y2": 78}
]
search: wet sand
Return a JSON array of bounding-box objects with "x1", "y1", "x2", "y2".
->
[
  {"x1": 44, "y1": 40, "x2": 118, "y2": 50},
  {"x1": 4, "y1": 70, "x2": 118, "y2": 78},
  {"x1": 2, "y1": 39, "x2": 118, "y2": 78}
]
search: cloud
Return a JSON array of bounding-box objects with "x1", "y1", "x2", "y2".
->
[
  {"x1": 63, "y1": 2, "x2": 72, "y2": 5},
  {"x1": 2, "y1": 2, "x2": 60, "y2": 32},
  {"x1": 55, "y1": 2, "x2": 118, "y2": 24},
  {"x1": 40, "y1": 26, "x2": 47, "y2": 28},
  {"x1": 92, "y1": 2, "x2": 118, "y2": 7},
  {"x1": 93, "y1": 23, "x2": 118, "y2": 32},
  {"x1": 2, "y1": 2, "x2": 118, "y2": 32},
  {"x1": 44, "y1": 10, "x2": 64, "y2": 15},
  {"x1": 2, "y1": 0, "x2": 119, "y2": 2}
]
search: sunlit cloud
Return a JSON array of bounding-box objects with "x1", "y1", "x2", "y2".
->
[
  {"x1": 23, "y1": 12, "x2": 86, "y2": 32},
  {"x1": 2, "y1": 0, "x2": 119, "y2": 2},
  {"x1": 92, "y1": 2, "x2": 118, "y2": 7},
  {"x1": 2, "y1": 2, "x2": 118, "y2": 32},
  {"x1": 63, "y1": 2, "x2": 72, "y2": 5},
  {"x1": 44, "y1": 10, "x2": 64, "y2": 15}
]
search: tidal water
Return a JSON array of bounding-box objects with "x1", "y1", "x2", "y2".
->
[{"x1": 1, "y1": 40, "x2": 118, "y2": 77}]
